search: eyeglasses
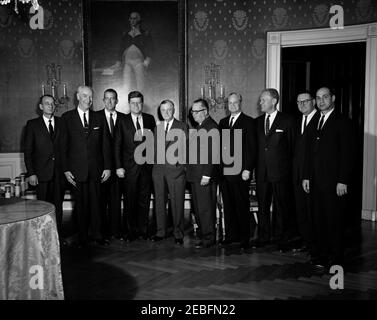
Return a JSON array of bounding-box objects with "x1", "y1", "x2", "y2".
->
[
  {"x1": 191, "y1": 109, "x2": 206, "y2": 114},
  {"x1": 297, "y1": 99, "x2": 312, "y2": 105}
]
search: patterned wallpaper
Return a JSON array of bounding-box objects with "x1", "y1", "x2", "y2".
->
[
  {"x1": 0, "y1": 0, "x2": 83, "y2": 152},
  {"x1": 188, "y1": 0, "x2": 377, "y2": 120},
  {"x1": 1, "y1": 0, "x2": 377, "y2": 151}
]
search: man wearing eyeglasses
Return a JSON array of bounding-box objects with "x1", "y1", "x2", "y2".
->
[
  {"x1": 302, "y1": 87, "x2": 355, "y2": 269},
  {"x1": 292, "y1": 91, "x2": 320, "y2": 255},
  {"x1": 114, "y1": 91, "x2": 156, "y2": 242},
  {"x1": 186, "y1": 98, "x2": 220, "y2": 248}
]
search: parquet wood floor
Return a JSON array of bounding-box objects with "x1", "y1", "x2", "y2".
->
[{"x1": 60, "y1": 220, "x2": 377, "y2": 300}]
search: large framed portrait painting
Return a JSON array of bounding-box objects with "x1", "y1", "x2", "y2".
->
[{"x1": 87, "y1": 0, "x2": 181, "y2": 117}]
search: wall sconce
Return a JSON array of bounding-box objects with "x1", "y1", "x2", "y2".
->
[
  {"x1": 41, "y1": 63, "x2": 69, "y2": 113},
  {"x1": 201, "y1": 63, "x2": 227, "y2": 112}
]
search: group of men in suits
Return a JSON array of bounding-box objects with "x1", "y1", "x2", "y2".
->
[
  {"x1": 24, "y1": 85, "x2": 354, "y2": 266},
  {"x1": 218, "y1": 87, "x2": 354, "y2": 269},
  {"x1": 252, "y1": 87, "x2": 354, "y2": 270}
]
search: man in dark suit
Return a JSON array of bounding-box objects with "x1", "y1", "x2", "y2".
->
[
  {"x1": 219, "y1": 92, "x2": 257, "y2": 250},
  {"x1": 151, "y1": 100, "x2": 187, "y2": 245},
  {"x1": 114, "y1": 91, "x2": 156, "y2": 241},
  {"x1": 293, "y1": 91, "x2": 320, "y2": 254},
  {"x1": 61, "y1": 85, "x2": 112, "y2": 247},
  {"x1": 255, "y1": 88, "x2": 295, "y2": 250},
  {"x1": 96, "y1": 88, "x2": 126, "y2": 241},
  {"x1": 24, "y1": 94, "x2": 65, "y2": 238},
  {"x1": 187, "y1": 98, "x2": 219, "y2": 248},
  {"x1": 303, "y1": 87, "x2": 355, "y2": 268}
]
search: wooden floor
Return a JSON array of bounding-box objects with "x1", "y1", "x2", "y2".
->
[{"x1": 60, "y1": 219, "x2": 377, "y2": 300}]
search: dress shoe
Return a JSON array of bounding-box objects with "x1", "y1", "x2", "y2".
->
[
  {"x1": 175, "y1": 238, "x2": 184, "y2": 245},
  {"x1": 240, "y1": 241, "x2": 252, "y2": 251},
  {"x1": 195, "y1": 241, "x2": 214, "y2": 249},
  {"x1": 111, "y1": 235, "x2": 124, "y2": 241},
  {"x1": 124, "y1": 235, "x2": 136, "y2": 242},
  {"x1": 94, "y1": 239, "x2": 109, "y2": 246},
  {"x1": 59, "y1": 238, "x2": 68, "y2": 247},
  {"x1": 277, "y1": 242, "x2": 291, "y2": 252},
  {"x1": 251, "y1": 239, "x2": 269, "y2": 248},
  {"x1": 77, "y1": 241, "x2": 87, "y2": 249},
  {"x1": 292, "y1": 245, "x2": 308, "y2": 253},
  {"x1": 151, "y1": 235, "x2": 164, "y2": 242},
  {"x1": 220, "y1": 239, "x2": 234, "y2": 246},
  {"x1": 310, "y1": 257, "x2": 326, "y2": 272}
]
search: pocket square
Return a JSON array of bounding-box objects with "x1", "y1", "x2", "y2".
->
[
  {"x1": 276, "y1": 129, "x2": 284, "y2": 132},
  {"x1": 93, "y1": 127, "x2": 100, "y2": 130}
]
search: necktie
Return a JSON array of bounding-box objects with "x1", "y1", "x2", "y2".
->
[
  {"x1": 265, "y1": 115, "x2": 270, "y2": 135},
  {"x1": 229, "y1": 117, "x2": 234, "y2": 128},
  {"x1": 136, "y1": 116, "x2": 141, "y2": 131},
  {"x1": 109, "y1": 113, "x2": 115, "y2": 136},
  {"x1": 165, "y1": 121, "x2": 170, "y2": 134},
  {"x1": 302, "y1": 115, "x2": 307, "y2": 134},
  {"x1": 48, "y1": 119, "x2": 54, "y2": 139},
  {"x1": 318, "y1": 115, "x2": 324, "y2": 132},
  {"x1": 83, "y1": 112, "x2": 88, "y2": 129}
]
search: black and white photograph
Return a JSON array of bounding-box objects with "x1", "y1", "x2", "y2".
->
[{"x1": 1, "y1": 0, "x2": 377, "y2": 308}]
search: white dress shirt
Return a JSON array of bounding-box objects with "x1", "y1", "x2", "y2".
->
[
  {"x1": 318, "y1": 107, "x2": 335, "y2": 130},
  {"x1": 301, "y1": 109, "x2": 317, "y2": 134},
  {"x1": 265, "y1": 109, "x2": 278, "y2": 129},
  {"x1": 165, "y1": 119, "x2": 174, "y2": 132},
  {"x1": 105, "y1": 109, "x2": 117, "y2": 131},
  {"x1": 42, "y1": 115, "x2": 55, "y2": 130},
  {"x1": 131, "y1": 113, "x2": 144, "y2": 134},
  {"x1": 77, "y1": 107, "x2": 89, "y2": 127},
  {"x1": 229, "y1": 112, "x2": 241, "y2": 127}
]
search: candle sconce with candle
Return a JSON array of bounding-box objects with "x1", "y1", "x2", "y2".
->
[
  {"x1": 201, "y1": 63, "x2": 227, "y2": 113},
  {"x1": 41, "y1": 63, "x2": 69, "y2": 115}
]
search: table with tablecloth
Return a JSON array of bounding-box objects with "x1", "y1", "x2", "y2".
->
[{"x1": 0, "y1": 198, "x2": 64, "y2": 300}]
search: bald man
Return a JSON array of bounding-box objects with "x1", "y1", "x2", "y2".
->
[
  {"x1": 151, "y1": 100, "x2": 188, "y2": 245},
  {"x1": 303, "y1": 87, "x2": 355, "y2": 268},
  {"x1": 61, "y1": 85, "x2": 112, "y2": 247}
]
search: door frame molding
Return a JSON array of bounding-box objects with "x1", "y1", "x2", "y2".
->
[{"x1": 266, "y1": 23, "x2": 377, "y2": 221}]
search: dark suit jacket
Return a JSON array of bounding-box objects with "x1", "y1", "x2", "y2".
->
[
  {"x1": 24, "y1": 116, "x2": 64, "y2": 181},
  {"x1": 303, "y1": 111, "x2": 355, "y2": 192},
  {"x1": 219, "y1": 112, "x2": 257, "y2": 181},
  {"x1": 114, "y1": 112, "x2": 156, "y2": 174},
  {"x1": 256, "y1": 111, "x2": 295, "y2": 183},
  {"x1": 186, "y1": 116, "x2": 220, "y2": 182},
  {"x1": 96, "y1": 109, "x2": 127, "y2": 169},
  {"x1": 61, "y1": 108, "x2": 112, "y2": 182},
  {"x1": 153, "y1": 118, "x2": 187, "y2": 178},
  {"x1": 292, "y1": 111, "x2": 320, "y2": 185}
]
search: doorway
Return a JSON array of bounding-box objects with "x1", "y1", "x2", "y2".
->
[{"x1": 281, "y1": 43, "x2": 366, "y2": 238}]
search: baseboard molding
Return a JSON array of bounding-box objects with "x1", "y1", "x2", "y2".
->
[
  {"x1": 23, "y1": 190, "x2": 193, "y2": 211},
  {"x1": 362, "y1": 209, "x2": 377, "y2": 221}
]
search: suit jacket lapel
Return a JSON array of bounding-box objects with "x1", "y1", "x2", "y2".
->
[
  {"x1": 88, "y1": 110, "x2": 95, "y2": 135},
  {"x1": 266, "y1": 112, "x2": 280, "y2": 137},
  {"x1": 232, "y1": 113, "x2": 242, "y2": 129},
  {"x1": 74, "y1": 109, "x2": 87, "y2": 136},
  {"x1": 321, "y1": 111, "x2": 336, "y2": 133},
  {"x1": 38, "y1": 117, "x2": 51, "y2": 140},
  {"x1": 166, "y1": 119, "x2": 178, "y2": 149},
  {"x1": 53, "y1": 117, "x2": 60, "y2": 141}
]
